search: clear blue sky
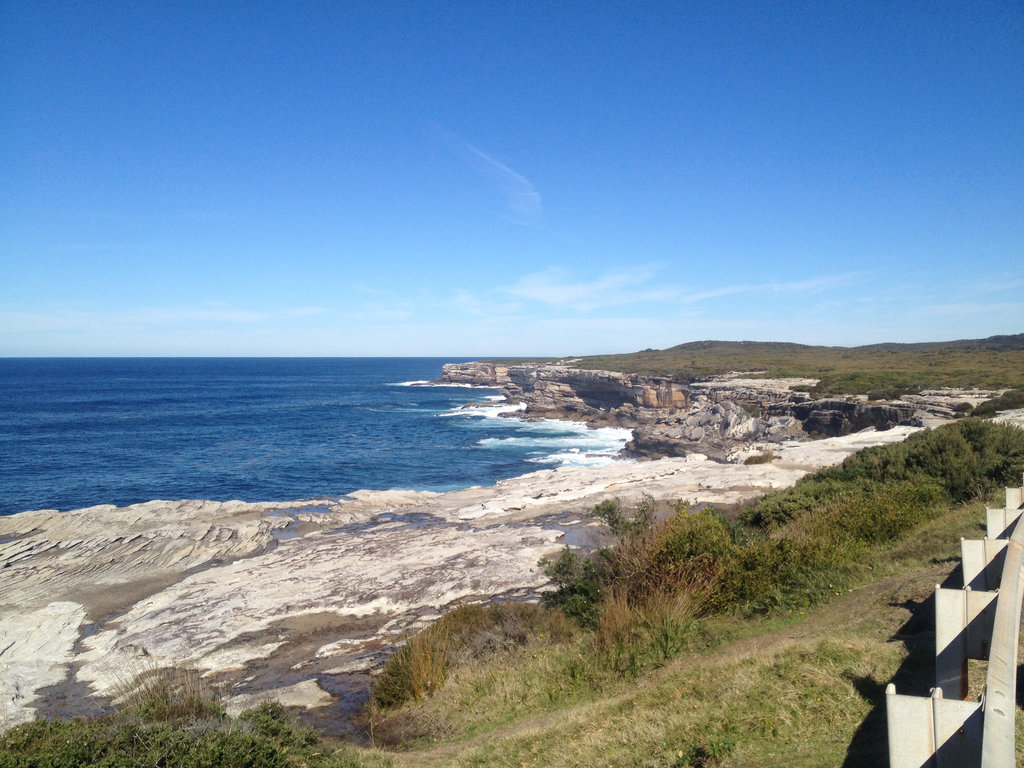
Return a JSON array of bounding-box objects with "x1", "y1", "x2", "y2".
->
[{"x1": 2, "y1": 1, "x2": 1022, "y2": 357}]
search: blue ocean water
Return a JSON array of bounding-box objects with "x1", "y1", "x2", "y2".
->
[{"x1": 0, "y1": 358, "x2": 631, "y2": 517}]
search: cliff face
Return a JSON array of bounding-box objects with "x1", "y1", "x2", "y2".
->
[
  {"x1": 441, "y1": 363, "x2": 688, "y2": 426},
  {"x1": 781, "y1": 399, "x2": 919, "y2": 437},
  {"x1": 440, "y1": 362, "x2": 511, "y2": 387},
  {"x1": 439, "y1": 363, "x2": 930, "y2": 458},
  {"x1": 505, "y1": 366, "x2": 687, "y2": 422}
]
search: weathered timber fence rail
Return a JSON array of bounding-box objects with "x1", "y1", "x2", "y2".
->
[{"x1": 886, "y1": 477, "x2": 1024, "y2": 767}]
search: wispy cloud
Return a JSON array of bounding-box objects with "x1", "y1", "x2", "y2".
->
[
  {"x1": 501, "y1": 267, "x2": 861, "y2": 313},
  {"x1": 0, "y1": 303, "x2": 327, "y2": 334},
  {"x1": 680, "y1": 273, "x2": 859, "y2": 304},
  {"x1": 463, "y1": 142, "x2": 541, "y2": 223},
  {"x1": 451, "y1": 290, "x2": 486, "y2": 316},
  {"x1": 503, "y1": 266, "x2": 676, "y2": 311},
  {"x1": 144, "y1": 304, "x2": 327, "y2": 325}
]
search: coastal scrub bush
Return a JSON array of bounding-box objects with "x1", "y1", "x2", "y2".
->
[
  {"x1": 742, "y1": 420, "x2": 1024, "y2": 529},
  {"x1": 238, "y1": 701, "x2": 319, "y2": 750},
  {"x1": 0, "y1": 715, "x2": 288, "y2": 768},
  {"x1": 739, "y1": 475, "x2": 857, "y2": 529},
  {"x1": 540, "y1": 545, "x2": 614, "y2": 628},
  {"x1": 802, "y1": 479, "x2": 948, "y2": 546},
  {"x1": 617, "y1": 506, "x2": 735, "y2": 610},
  {"x1": 0, "y1": 661, "x2": 390, "y2": 768},
  {"x1": 830, "y1": 418, "x2": 1024, "y2": 503},
  {"x1": 811, "y1": 371, "x2": 925, "y2": 399},
  {"x1": 542, "y1": 421, "x2": 1024, "y2": 633},
  {"x1": 370, "y1": 601, "x2": 574, "y2": 710},
  {"x1": 116, "y1": 665, "x2": 223, "y2": 724},
  {"x1": 540, "y1": 501, "x2": 738, "y2": 672},
  {"x1": 591, "y1": 494, "x2": 656, "y2": 536},
  {"x1": 540, "y1": 495, "x2": 661, "y2": 628},
  {"x1": 0, "y1": 698, "x2": 382, "y2": 768},
  {"x1": 972, "y1": 389, "x2": 1024, "y2": 418}
]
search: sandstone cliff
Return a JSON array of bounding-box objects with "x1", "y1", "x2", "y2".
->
[
  {"x1": 441, "y1": 362, "x2": 688, "y2": 426},
  {"x1": 439, "y1": 363, "x2": 964, "y2": 459}
]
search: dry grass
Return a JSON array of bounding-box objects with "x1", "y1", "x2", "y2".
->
[{"x1": 112, "y1": 662, "x2": 223, "y2": 723}]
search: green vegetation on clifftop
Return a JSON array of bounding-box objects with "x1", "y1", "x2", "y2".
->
[{"x1": 560, "y1": 335, "x2": 1024, "y2": 395}]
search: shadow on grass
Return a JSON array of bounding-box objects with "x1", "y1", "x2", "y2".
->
[
  {"x1": 842, "y1": 557, "x2": 1024, "y2": 767},
  {"x1": 841, "y1": 571, "x2": 948, "y2": 768}
]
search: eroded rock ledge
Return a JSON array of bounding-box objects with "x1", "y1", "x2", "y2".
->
[
  {"x1": 0, "y1": 427, "x2": 925, "y2": 733},
  {"x1": 440, "y1": 362, "x2": 990, "y2": 459}
]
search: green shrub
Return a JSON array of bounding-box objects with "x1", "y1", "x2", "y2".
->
[
  {"x1": 743, "y1": 420, "x2": 1024, "y2": 530},
  {"x1": 370, "y1": 601, "x2": 574, "y2": 710},
  {"x1": 632, "y1": 508, "x2": 737, "y2": 611},
  {"x1": 0, "y1": 715, "x2": 290, "y2": 768},
  {"x1": 590, "y1": 494, "x2": 656, "y2": 536},
  {"x1": 239, "y1": 701, "x2": 319, "y2": 750},
  {"x1": 741, "y1": 476, "x2": 859, "y2": 529},
  {"x1": 544, "y1": 420, "x2": 1024, "y2": 638},
  {"x1": 540, "y1": 545, "x2": 615, "y2": 628},
  {"x1": 833, "y1": 419, "x2": 1024, "y2": 502},
  {"x1": 972, "y1": 389, "x2": 1024, "y2": 418},
  {"x1": 812, "y1": 479, "x2": 947, "y2": 545},
  {"x1": 0, "y1": 676, "x2": 383, "y2": 768}
]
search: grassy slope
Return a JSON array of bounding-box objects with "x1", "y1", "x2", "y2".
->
[
  {"x1": 349, "y1": 497, "x2": 1022, "y2": 768},
  {"x1": 494, "y1": 334, "x2": 1024, "y2": 395}
]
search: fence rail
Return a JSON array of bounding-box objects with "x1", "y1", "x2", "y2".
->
[{"x1": 886, "y1": 477, "x2": 1024, "y2": 768}]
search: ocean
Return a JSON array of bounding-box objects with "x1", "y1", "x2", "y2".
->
[{"x1": 0, "y1": 358, "x2": 631, "y2": 517}]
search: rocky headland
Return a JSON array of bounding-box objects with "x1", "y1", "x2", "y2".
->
[
  {"x1": 439, "y1": 361, "x2": 991, "y2": 459},
  {"x1": 0, "y1": 360, "x2": 1007, "y2": 734}
]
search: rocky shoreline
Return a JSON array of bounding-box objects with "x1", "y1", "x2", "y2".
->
[
  {"x1": 439, "y1": 361, "x2": 992, "y2": 459},
  {"x1": 0, "y1": 361, "x2": 1005, "y2": 734}
]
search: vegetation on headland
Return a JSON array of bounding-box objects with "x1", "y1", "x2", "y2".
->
[
  {"x1": 497, "y1": 334, "x2": 1024, "y2": 397},
  {"x1": 4, "y1": 419, "x2": 1024, "y2": 767}
]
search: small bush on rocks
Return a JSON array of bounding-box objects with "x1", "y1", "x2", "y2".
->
[
  {"x1": 972, "y1": 389, "x2": 1024, "y2": 418},
  {"x1": 370, "y1": 601, "x2": 574, "y2": 711}
]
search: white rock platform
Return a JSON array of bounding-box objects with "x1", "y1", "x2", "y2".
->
[{"x1": 0, "y1": 426, "x2": 920, "y2": 732}]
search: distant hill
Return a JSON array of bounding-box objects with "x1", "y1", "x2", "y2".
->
[{"x1": 568, "y1": 334, "x2": 1024, "y2": 397}]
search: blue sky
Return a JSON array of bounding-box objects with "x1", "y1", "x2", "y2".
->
[{"x1": 2, "y1": 1, "x2": 1021, "y2": 357}]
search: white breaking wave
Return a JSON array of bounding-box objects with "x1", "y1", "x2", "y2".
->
[
  {"x1": 391, "y1": 380, "x2": 500, "y2": 389},
  {"x1": 437, "y1": 401, "x2": 527, "y2": 419},
  {"x1": 475, "y1": 417, "x2": 632, "y2": 467},
  {"x1": 439, "y1": 397, "x2": 632, "y2": 467},
  {"x1": 529, "y1": 448, "x2": 626, "y2": 467}
]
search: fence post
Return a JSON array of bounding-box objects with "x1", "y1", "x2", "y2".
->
[
  {"x1": 961, "y1": 537, "x2": 1007, "y2": 591},
  {"x1": 934, "y1": 586, "x2": 997, "y2": 700},
  {"x1": 885, "y1": 685, "x2": 983, "y2": 767}
]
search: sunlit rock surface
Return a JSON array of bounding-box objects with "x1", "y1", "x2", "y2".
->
[
  {"x1": 0, "y1": 424, "x2": 922, "y2": 731},
  {"x1": 439, "y1": 363, "x2": 947, "y2": 457}
]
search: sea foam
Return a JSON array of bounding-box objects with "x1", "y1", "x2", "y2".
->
[{"x1": 442, "y1": 399, "x2": 631, "y2": 467}]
